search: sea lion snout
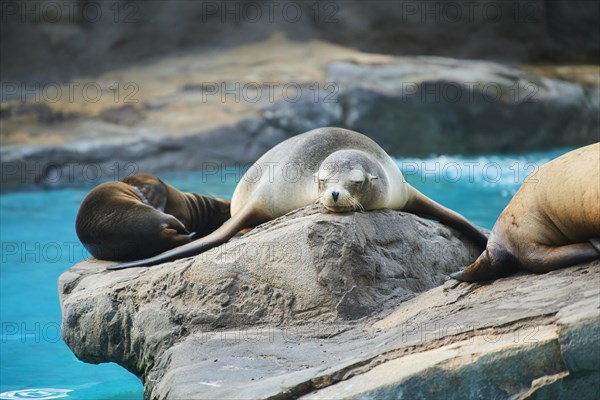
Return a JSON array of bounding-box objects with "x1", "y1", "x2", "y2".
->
[{"x1": 321, "y1": 187, "x2": 362, "y2": 212}]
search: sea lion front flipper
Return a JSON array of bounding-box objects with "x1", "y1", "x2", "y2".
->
[
  {"x1": 107, "y1": 203, "x2": 270, "y2": 270},
  {"x1": 122, "y1": 174, "x2": 168, "y2": 212},
  {"x1": 402, "y1": 187, "x2": 488, "y2": 249},
  {"x1": 161, "y1": 215, "x2": 195, "y2": 246}
]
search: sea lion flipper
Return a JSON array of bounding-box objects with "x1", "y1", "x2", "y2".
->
[
  {"x1": 122, "y1": 174, "x2": 168, "y2": 212},
  {"x1": 453, "y1": 241, "x2": 600, "y2": 281},
  {"x1": 451, "y1": 249, "x2": 499, "y2": 282},
  {"x1": 163, "y1": 215, "x2": 191, "y2": 235},
  {"x1": 453, "y1": 143, "x2": 599, "y2": 282},
  {"x1": 589, "y1": 238, "x2": 600, "y2": 253},
  {"x1": 107, "y1": 203, "x2": 268, "y2": 270},
  {"x1": 521, "y1": 243, "x2": 600, "y2": 273},
  {"x1": 451, "y1": 242, "x2": 518, "y2": 282},
  {"x1": 403, "y1": 187, "x2": 488, "y2": 249}
]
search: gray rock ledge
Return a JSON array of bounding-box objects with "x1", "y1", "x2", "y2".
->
[{"x1": 58, "y1": 206, "x2": 599, "y2": 399}]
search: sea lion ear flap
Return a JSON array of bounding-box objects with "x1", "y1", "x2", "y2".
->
[{"x1": 368, "y1": 174, "x2": 379, "y2": 181}]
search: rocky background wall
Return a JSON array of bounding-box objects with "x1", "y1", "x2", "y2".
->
[
  {"x1": 2, "y1": 0, "x2": 600, "y2": 83},
  {"x1": 2, "y1": 0, "x2": 599, "y2": 188}
]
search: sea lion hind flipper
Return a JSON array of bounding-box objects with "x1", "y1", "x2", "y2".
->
[
  {"x1": 451, "y1": 246, "x2": 515, "y2": 282},
  {"x1": 520, "y1": 243, "x2": 600, "y2": 273},
  {"x1": 403, "y1": 188, "x2": 488, "y2": 249},
  {"x1": 589, "y1": 238, "x2": 600, "y2": 253},
  {"x1": 107, "y1": 204, "x2": 267, "y2": 270},
  {"x1": 451, "y1": 249, "x2": 495, "y2": 282}
]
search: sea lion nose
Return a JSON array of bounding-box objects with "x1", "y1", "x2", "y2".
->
[{"x1": 332, "y1": 191, "x2": 339, "y2": 202}]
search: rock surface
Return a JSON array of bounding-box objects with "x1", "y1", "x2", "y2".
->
[
  {"x1": 2, "y1": 36, "x2": 598, "y2": 188},
  {"x1": 59, "y1": 206, "x2": 482, "y2": 374},
  {"x1": 59, "y1": 206, "x2": 599, "y2": 399}
]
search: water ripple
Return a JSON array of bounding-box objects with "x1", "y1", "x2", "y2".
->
[
  {"x1": 395, "y1": 148, "x2": 571, "y2": 189},
  {"x1": 0, "y1": 389, "x2": 73, "y2": 400}
]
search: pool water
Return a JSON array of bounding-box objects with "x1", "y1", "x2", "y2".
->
[{"x1": 0, "y1": 148, "x2": 570, "y2": 399}]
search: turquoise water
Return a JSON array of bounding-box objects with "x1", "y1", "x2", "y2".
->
[{"x1": 0, "y1": 148, "x2": 570, "y2": 399}]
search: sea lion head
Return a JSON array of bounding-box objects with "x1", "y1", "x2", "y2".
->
[{"x1": 316, "y1": 150, "x2": 383, "y2": 212}]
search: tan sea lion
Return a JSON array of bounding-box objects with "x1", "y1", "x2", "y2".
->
[
  {"x1": 110, "y1": 127, "x2": 487, "y2": 269},
  {"x1": 76, "y1": 174, "x2": 230, "y2": 261},
  {"x1": 452, "y1": 143, "x2": 600, "y2": 282}
]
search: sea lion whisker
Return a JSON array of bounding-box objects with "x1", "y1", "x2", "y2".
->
[{"x1": 355, "y1": 199, "x2": 364, "y2": 212}]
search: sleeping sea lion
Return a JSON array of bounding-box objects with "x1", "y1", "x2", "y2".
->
[
  {"x1": 76, "y1": 173, "x2": 230, "y2": 261},
  {"x1": 452, "y1": 143, "x2": 600, "y2": 281}
]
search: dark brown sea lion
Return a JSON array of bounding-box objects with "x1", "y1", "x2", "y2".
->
[
  {"x1": 452, "y1": 143, "x2": 600, "y2": 282},
  {"x1": 76, "y1": 174, "x2": 230, "y2": 261}
]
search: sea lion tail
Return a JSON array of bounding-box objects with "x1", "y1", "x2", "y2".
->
[{"x1": 107, "y1": 204, "x2": 264, "y2": 270}]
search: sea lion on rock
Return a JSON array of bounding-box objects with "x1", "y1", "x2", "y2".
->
[
  {"x1": 76, "y1": 174, "x2": 230, "y2": 261},
  {"x1": 452, "y1": 143, "x2": 600, "y2": 282},
  {"x1": 110, "y1": 127, "x2": 487, "y2": 269}
]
